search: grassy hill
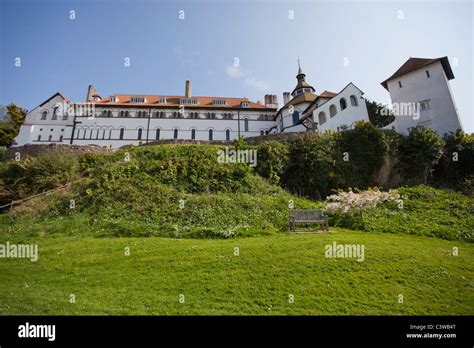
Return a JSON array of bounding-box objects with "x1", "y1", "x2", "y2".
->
[
  {"x1": 0, "y1": 144, "x2": 473, "y2": 315},
  {"x1": 0, "y1": 229, "x2": 472, "y2": 315}
]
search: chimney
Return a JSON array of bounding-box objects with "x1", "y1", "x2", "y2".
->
[
  {"x1": 185, "y1": 80, "x2": 192, "y2": 98},
  {"x1": 283, "y1": 92, "x2": 291, "y2": 105},
  {"x1": 86, "y1": 84, "x2": 100, "y2": 102},
  {"x1": 271, "y1": 95, "x2": 278, "y2": 105},
  {"x1": 264, "y1": 94, "x2": 271, "y2": 105}
]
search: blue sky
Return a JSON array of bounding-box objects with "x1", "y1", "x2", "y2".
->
[{"x1": 1, "y1": 0, "x2": 472, "y2": 132}]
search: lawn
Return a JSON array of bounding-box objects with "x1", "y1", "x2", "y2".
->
[{"x1": 0, "y1": 227, "x2": 472, "y2": 315}]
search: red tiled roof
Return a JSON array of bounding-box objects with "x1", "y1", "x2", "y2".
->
[
  {"x1": 381, "y1": 57, "x2": 454, "y2": 90},
  {"x1": 92, "y1": 94, "x2": 274, "y2": 110}
]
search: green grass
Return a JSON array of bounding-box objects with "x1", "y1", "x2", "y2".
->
[{"x1": 0, "y1": 226, "x2": 472, "y2": 315}]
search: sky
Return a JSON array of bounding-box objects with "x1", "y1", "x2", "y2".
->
[{"x1": 0, "y1": 0, "x2": 472, "y2": 132}]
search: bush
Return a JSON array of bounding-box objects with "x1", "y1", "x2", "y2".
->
[
  {"x1": 255, "y1": 141, "x2": 289, "y2": 184},
  {"x1": 433, "y1": 130, "x2": 474, "y2": 195},
  {"x1": 398, "y1": 127, "x2": 443, "y2": 183}
]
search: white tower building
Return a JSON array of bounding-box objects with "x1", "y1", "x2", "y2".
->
[{"x1": 381, "y1": 57, "x2": 463, "y2": 135}]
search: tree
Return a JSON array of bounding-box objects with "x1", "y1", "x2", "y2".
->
[
  {"x1": 365, "y1": 99, "x2": 395, "y2": 128},
  {"x1": 0, "y1": 103, "x2": 27, "y2": 146},
  {"x1": 398, "y1": 126, "x2": 443, "y2": 183}
]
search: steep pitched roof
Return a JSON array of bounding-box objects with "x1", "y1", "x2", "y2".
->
[{"x1": 381, "y1": 57, "x2": 454, "y2": 90}]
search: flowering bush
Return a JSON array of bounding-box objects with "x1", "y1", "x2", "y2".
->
[{"x1": 325, "y1": 188, "x2": 401, "y2": 215}]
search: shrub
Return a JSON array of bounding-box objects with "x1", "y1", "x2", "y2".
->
[
  {"x1": 255, "y1": 141, "x2": 289, "y2": 184},
  {"x1": 398, "y1": 127, "x2": 443, "y2": 183},
  {"x1": 433, "y1": 130, "x2": 474, "y2": 195}
]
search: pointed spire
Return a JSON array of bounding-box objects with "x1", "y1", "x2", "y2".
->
[{"x1": 297, "y1": 58, "x2": 303, "y2": 74}]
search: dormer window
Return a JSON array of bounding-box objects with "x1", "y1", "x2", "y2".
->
[
  {"x1": 241, "y1": 102, "x2": 249, "y2": 108},
  {"x1": 180, "y1": 98, "x2": 199, "y2": 105},
  {"x1": 212, "y1": 99, "x2": 227, "y2": 106},
  {"x1": 159, "y1": 97, "x2": 167, "y2": 104},
  {"x1": 110, "y1": 96, "x2": 118, "y2": 103},
  {"x1": 131, "y1": 97, "x2": 146, "y2": 103}
]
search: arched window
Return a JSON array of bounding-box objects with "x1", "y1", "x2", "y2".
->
[
  {"x1": 107, "y1": 110, "x2": 112, "y2": 117},
  {"x1": 318, "y1": 111, "x2": 327, "y2": 125},
  {"x1": 244, "y1": 118, "x2": 249, "y2": 132},
  {"x1": 156, "y1": 128, "x2": 160, "y2": 140},
  {"x1": 52, "y1": 106, "x2": 59, "y2": 120},
  {"x1": 59, "y1": 135, "x2": 63, "y2": 142},
  {"x1": 37, "y1": 135, "x2": 41, "y2": 141},
  {"x1": 292, "y1": 110, "x2": 300, "y2": 125},
  {"x1": 41, "y1": 111, "x2": 47, "y2": 120},
  {"x1": 108, "y1": 130, "x2": 112, "y2": 139},
  {"x1": 137, "y1": 128, "x2": 143, "y2": 140},
  {"x1": 340, "y1": 98, "x2": 347, "y2": 110},
  {"x1": 350, "y1": 95, "x2": 358, "y2": 106},
  {"x1": 191, "y1": 129, "x2": 196, "y2": 140},
  {"x1": 48, "y1": 135, "x2": 52, "y2": 141},
  {"x1": 173, "y1": 129, "x2": 178, "y2": 139},
  {"x1": 208, "y1": 129, "x2": 213, "y2": 141},
  {"x1": 329, "y1": 105, "x2": 337, "y2": 118},
  {"x1": 119, "y1": 128, "x2": 124, "y2": 140},
  {"x1": 102, "y1": 130, "x2": 106, "y2": 139},
  {"x1": 125, "y1": 111, "x2": 129, "y2": 117},
  {"x1": 260, "y1": 130, "x2": 264, "y2": 136},
  {"x1": 225, "y1": 129, "x2": 230, "y2": 141}
]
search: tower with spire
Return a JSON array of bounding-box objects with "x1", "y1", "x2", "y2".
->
[{"x1": 291, "y1": 59, "x2": 315, "y2": 97}]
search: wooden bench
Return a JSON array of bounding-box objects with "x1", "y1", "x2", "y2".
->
[{"x1": 289, "y1": 209, "x2": 329, "y2": 233}]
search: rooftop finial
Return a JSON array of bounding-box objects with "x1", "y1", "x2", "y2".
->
[{"x1": 297, "y1": 57, "x2": 302, "y2": 74}]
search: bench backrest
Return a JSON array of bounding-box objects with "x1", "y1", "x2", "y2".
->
[{"x1": 289, "y1": 209, "x2": 324, "y2": 221}]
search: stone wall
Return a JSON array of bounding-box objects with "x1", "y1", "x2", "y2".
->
[{"x1": 5, "y1": 144, "x2": 115, "y2": 160}]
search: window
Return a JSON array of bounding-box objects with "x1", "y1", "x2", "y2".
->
[
  {"x1": 173, "y1": 129, "x2": 178, "y2": 139},
  {"x1": 295, "y1": 89, "x2": 303, "y2": 96},
  {"x1": 137, "y1": 111, "x2": 147, "y2": 118},
  {"x1": 225, "y1": 129, "x2": 230, "y2": 141},
  {"x1": 138, "y1": 128, "x2": 143, "y2": 140},
  {"x1": 131, "y1": 97, "x2": 146, "y2": 103},
  {"x1": 191, "y1": 129, "x2": 196, "y2": 140},
  {"x1": 206, "y1": 112, "x2": 216, "y2": 119},
  {"x1": 156, "y1": 129, "x2": 160, "y2": 140},
  {"x1": 108, "y1": 130, "x2": 112, "y2": 139},
  {"x1": 208, "y1": 129, "x2": 213, "y2": 141},
  {"x1": 119, "y1": 128, "x2": 124, "y2": 140},
  {"x1": 52, "y1": 106, "x2": 59, "y2": 120},
  {"x1": 102, "y1": 130, "x2": 106, "y2": 139},
  {"x1": 350, "y1": 95, "x2": 358, "y2": 107},
  {"x1": 398, "y1": 81, "x2": 403, "y2": 88},
  {"x1": 340, "y1": 98, "x2": 347, "y2": 110},
  {"x1": 125, "y1": 111, "x2": 129, "y2": 117},
  {"x1": 156, "y1": 111, "x2": 165, "y2": 118},
  {"x1": 41, "y1": 111, "x2": 47, "y2": 120},
  {"x1": 48, "y1": 135, "x2": 52, "y2": 141},
  {"x1": 244, "y1": 118, "x2": 249, "y2": 132},
  {"x1": 37, "y1": 135, "x2": 41, "y2": 141},
  {"x1": 107, "y1": 110, "x2": 112, "y2": 117},
  {"x1": 180, "y1": 98, "x2": 199, "y2": 105},
  {"x1": 329, "y1": 105, "x2": 337, "y2": 117},
  {"x1": 419, "y1": 100, "x2": 431, "y2": 111},
  {"x1": 222, "y1": 113, "x2": 233, "y2": 120},
  {"x1": 318, "y1": 111, "x2": 327, "y2": 125},
  {"x1": 292, "y1": 110, "x2": 300, "y2": 125},
  {"x1": 241, "y1": 102, "x2": 249, "y2": 108},
  {"x1": 110, "y1": 96, "x2": 117, "y2": 102},
  {"x1": 172, "y1": 111, "x2": 180, "y2": 118},
  {"x1": 426, "y1": 70, "x2": 430, "y2": 78},
  {"x1": 189, "y1": 112, "x2": 199, "y2": 119},
  {"x1": 260, "y1": 130, "x2": 264, "y2": 136},
  {"x1": 212, "y1": 99, "x2": 227, "y2": 106},
  {"x1": 159, "y1": 97, "x2": 166, "y2": 104}
]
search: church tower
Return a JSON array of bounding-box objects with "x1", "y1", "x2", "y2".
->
[{"x1": 291, "y1": 60, "x2": 316, "y2": 97}]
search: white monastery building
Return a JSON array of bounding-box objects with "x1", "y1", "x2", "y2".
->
[
  {"x1": 13, "y1": 63, "x2": 370, "y2": 148},
  {"x1": 381, "y1": 56, "x2": 463, "y2": 135}
]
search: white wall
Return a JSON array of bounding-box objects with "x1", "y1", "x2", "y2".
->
[
  {"x1": 312, "y1": 83, "x2": 369, "y2": 131},
  {"x1": 387, "y1": 61, "x2": 463, "y2": 135}
]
